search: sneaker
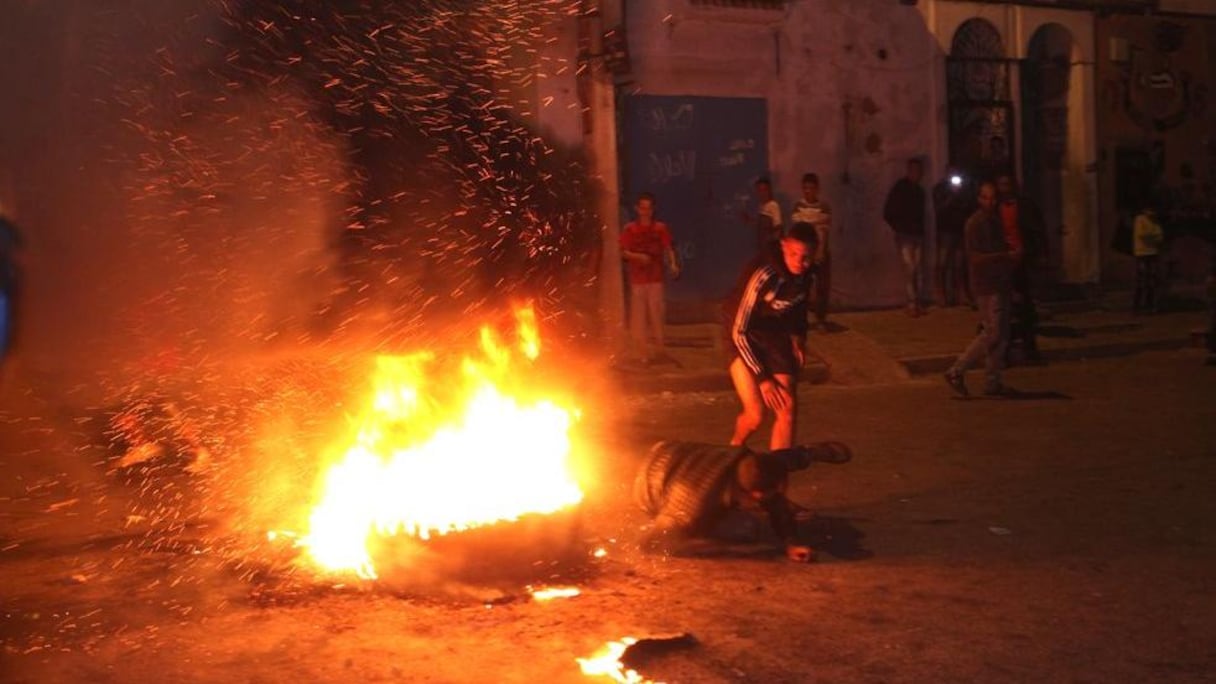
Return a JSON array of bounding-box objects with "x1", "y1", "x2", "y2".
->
[
  {"x1": 944, "y1": 370, "x2": 969, "y2": 398},
  {"x1": 802, "y1": 440, "x2": 853, "y2": 464}
]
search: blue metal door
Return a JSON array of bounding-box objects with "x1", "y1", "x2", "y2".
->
[{"x1": 622, "y1": 95, "x2": 769, "y2": 304}]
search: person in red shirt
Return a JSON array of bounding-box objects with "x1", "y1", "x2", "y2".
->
[
  {"x1": 998, "y1": 192, "x2": 1023, "y2": 253},
  {"x1": 996, "y1": 174, "x2": 1044, "y2": 363},
  {"x1": 620, "y1": 192, "x2": 680, "y2": 364}
]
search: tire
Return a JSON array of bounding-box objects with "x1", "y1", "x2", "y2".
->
[{"x1": 634, "y1": 442, "x2": 748, "y2": 531}]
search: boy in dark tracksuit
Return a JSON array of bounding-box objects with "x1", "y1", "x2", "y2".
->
[{"x1": 723, "y1": 223, "x2": 817, "y2": 450}]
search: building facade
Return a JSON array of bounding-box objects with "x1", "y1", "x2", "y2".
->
[{"x1": 577, "y1": 0, "x2": 1216, "y2": 319}]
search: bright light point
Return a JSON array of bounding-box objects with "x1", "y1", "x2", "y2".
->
[{"x1": 530, "y1": 586, "x2": 581, "y2": 601}]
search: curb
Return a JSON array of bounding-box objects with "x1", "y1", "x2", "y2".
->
[
  {"x1": 622, "y1": 335, "x2": 1198, "y2": 394},
  {"x1": 618, "y1": 363, "x2": 830, "y2": 395},
  {"x1": 899, "y1": 336, "x2": 1197, "y2": 376}
]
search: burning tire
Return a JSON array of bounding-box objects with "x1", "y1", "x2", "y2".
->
[
  {"x1": 370, "y1": 506, "x2": 586, "y2": 586},
  {"x1": 633, "y1": 441, "x2": 747, "y2": 532}
]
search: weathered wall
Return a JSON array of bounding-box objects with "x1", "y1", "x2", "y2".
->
[
  {"x1": 1095, "y1": 13, "x2": 1216, "y2": 285},
  {"x1": 624, "y1": 0, "x2": 940, "y2": 309}
]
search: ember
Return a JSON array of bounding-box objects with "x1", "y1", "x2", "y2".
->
[{"x1": 291, "y1": 306, "x2": 584, "y2": 579}]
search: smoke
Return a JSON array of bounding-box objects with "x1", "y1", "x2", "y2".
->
[
  {"x1": 0, "y1": 0, "x2": 605, "y2": 614},
  {"x1": 1, "y1": 0, "x2": 599, "y2": 400}
]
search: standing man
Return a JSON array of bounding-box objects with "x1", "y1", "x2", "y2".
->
[
  {"x1": 793, "y1": 172, "x2": 833, "y2": 329},
  {"x1": 744, "y1": 177, "x2": 783, "y2": 253},
  {"x1": 724, "y1": 223, "x2": 816, "y2": 450},
  {"x1": 883, "y1": 158, "x2": 928, "y2": 316},
  {"x1": 944, "y1": 181, "x2": 1020, "y2": 397},
  {"x1": 620, "y1": 192, "x2": 679, "y2": 365},
  {"x1": 932, "y1": 169, "x2": 974, "y2": 308}
]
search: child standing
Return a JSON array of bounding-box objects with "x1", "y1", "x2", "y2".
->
[{"x1": 1132, "y1": 204, "x2": 1165, "y2": 314}]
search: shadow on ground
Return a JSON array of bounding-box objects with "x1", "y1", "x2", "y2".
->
[{"x1": 639, "y1": 514, "x2": 872, "y2": 563}]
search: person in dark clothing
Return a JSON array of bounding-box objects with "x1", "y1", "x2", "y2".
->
[
  {"x1": 793, "y1": 172, "x2": 833, "y2": 328},
  {"x1": 932, "y1": 170, "x2": 975, "y2": 308},
  {"x1": 740, "y1": 177, "x2": 783, "y2": 253},
  {"x1": 944, "y1": 181, "x2": 1020, "y2": 397},
  {"x1": 996, "y1": 174, "x2": 1045, "y2": 362},
  {"x1": 1206, "y1": 251, "x2": 1216, "y2": 366},
  {"x1": 883, "y1": 159, "x2": 928, "y2": 316},
  {"x1": 0, "y1": 206, "x2": 22, "y2": 366},
  {"x1": 634, "y1": 440, "x2": 852, "y2": 563},
  {"x1": 723, "y1": 223, "x2": 816, "y2": 450}
]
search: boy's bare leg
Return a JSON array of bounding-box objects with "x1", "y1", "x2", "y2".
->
[
  {"x1": 769, "y1": 373, "x2": 797, "y2": 450},
  {"x1": 729, "y1": 358, "x2": 764, "y2": 446}
]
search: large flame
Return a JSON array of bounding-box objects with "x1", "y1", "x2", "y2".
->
[{"x1": 296, "y1": 305, "x2": 583, "y2": 578}]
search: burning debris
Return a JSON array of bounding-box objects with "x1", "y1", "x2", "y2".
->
[
  {"x1": 528, "y1": 585, "x2": 580, "y2": 601},
  {"x1": 577, "y1": 633, "x2": 698, "y2": 684},
  {"x1": 108, "y1": 397, "x2": 211, "y2": 474}
]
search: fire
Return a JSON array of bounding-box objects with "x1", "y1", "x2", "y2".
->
[
  {"x1": 529, "y1": 586, "x2": 581, "y2": 601},
  {"x1": 577, "y1": 638, "x2": 656, "y2": 684},
  {"x1": 296, "y1": 305, "x2": 583, "y2": 578}
]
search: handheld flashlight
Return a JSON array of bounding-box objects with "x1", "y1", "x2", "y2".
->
[{"x1": 950, "y1": 175, "x2": 963, "y2": 187}]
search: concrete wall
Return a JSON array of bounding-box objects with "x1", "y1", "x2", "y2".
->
[{"x1": 624, "y1": 0, "x2": 941, "y2": 309}]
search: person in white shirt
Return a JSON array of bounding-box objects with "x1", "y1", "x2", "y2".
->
[{"x1": 792, "y1": 172, "x2": 832, "y2": 328}]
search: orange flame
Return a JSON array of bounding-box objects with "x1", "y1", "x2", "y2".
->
[
  {"x1": 296, "y1": 305, "x2": 583, "y2": 578},
  {"x1": 529, "y1": 586, "x2": 581, "y2": 601},
  {"x1": 577, "y1": 638, "x2": 656, "y2": 684}
]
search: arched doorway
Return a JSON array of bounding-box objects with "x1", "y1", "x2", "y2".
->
[
  {"x1": 1022, "y1": 24, "x2": 1073, "y2": 280},
  {"x1": 1021, "y1": 23, "x2": 1099, "y2": 279},
  {"x1": 947, "y1": 19, "x2": 1014, "y2": 183}
]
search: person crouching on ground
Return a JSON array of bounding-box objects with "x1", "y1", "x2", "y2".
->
[
  {"x1": 634, "y1": 440, "x2": 852, "y2": 563},
  {"x1": 944, "y1": 181, "x2": 1020, "y2": 397},
  {"x1": 724, "y1": 222, "x2": 816, "y2": 449}
]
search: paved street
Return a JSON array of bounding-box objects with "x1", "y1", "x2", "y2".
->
[{"x1": 1, "y1": 345, "x2": 1213, "y2": 683}]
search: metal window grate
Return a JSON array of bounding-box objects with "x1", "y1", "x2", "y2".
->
[{"x1": 689, "y1": 0, "x2": 787, "y2": 10}]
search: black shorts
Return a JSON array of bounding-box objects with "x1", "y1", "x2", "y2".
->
[{"x1": 732, "y1": 331, "x2": 800, "y2": 379}]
